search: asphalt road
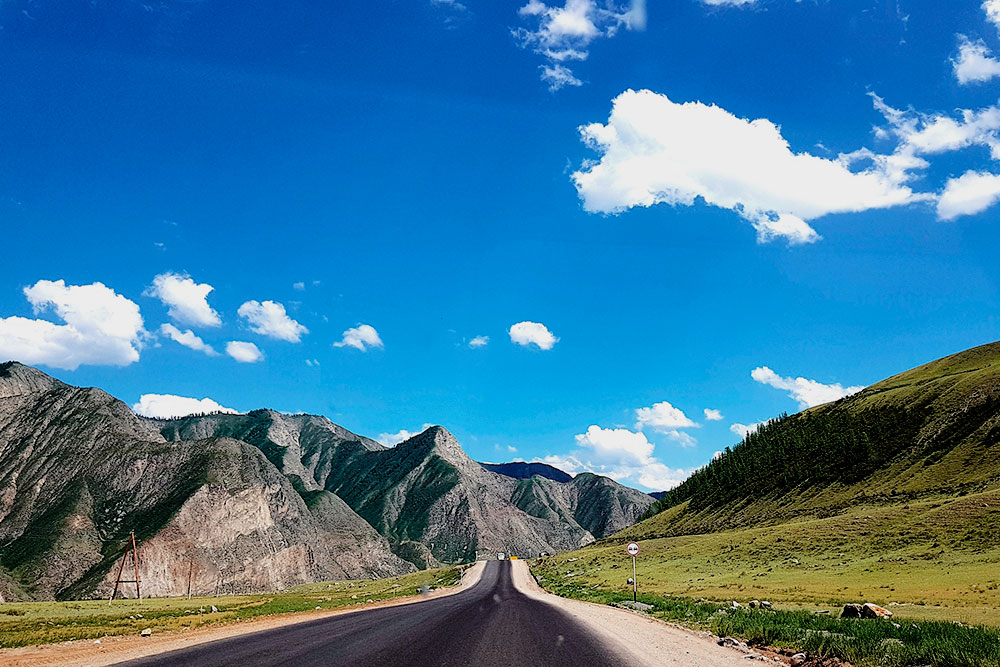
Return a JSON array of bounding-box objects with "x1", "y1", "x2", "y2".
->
[
  {"x1": 117, "y1": 560, "x2": 636, "y2": 667},
  {"x1": 115, "y1": 561, "x2": 628, "y2": 667}
]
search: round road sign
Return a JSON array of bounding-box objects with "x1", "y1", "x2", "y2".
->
[{"x1": 626, "y1": 542, "x2": 640, "y2": 556}]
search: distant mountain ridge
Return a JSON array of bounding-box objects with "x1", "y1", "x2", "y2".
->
[
  {"x1": 481, "y1": 461, "x2": 573, "y2": 483},
  {"x1": 0, "y1": 363, "x2": 654, "y2": 600}
]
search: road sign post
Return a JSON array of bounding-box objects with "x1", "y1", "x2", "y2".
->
[{"x1": 626, "y1": 542, "x2": 640, "y2": 602}]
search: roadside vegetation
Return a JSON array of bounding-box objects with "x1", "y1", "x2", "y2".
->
[
  {"x1": 532, "y1": 559, "x2": 1000, "y2": 667},
  {"x1": 0, "y1": 565, "x2": 463, "y2": 649}
]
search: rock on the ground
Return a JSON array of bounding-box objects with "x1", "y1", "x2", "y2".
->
[
  {"x1": 841, "y1": 603, "x2": 864, "y2": 618},
  {"x1": 790, "y1": 653, "x2": 807, "y2": 666}
]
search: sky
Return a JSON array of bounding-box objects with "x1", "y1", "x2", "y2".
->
[{"x1": 1, "y1": 0, "x2": 999, "y2": 492}]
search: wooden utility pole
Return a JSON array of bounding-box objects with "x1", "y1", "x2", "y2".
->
[
  {"x1": 186, "y1": 555, "x2": 194, "y2": 600},
  {"x1": 109, "y1": 531, "x2": 142, "y2": 605}
]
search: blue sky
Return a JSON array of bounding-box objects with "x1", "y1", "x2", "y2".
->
[{"x1": 1, "y1": 0, "x2": 999, "y2": 491}]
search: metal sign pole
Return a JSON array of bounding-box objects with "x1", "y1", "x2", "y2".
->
[{"x1": 632, "y1": 555, "x2": 637, "y2": 602}]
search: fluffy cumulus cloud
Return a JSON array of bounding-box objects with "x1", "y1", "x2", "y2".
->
[
  {"x1": 703, "y1": 408, "x2": 723, "y2": 421},
  {"x1": 937, "y1": 170, "x2": 1000, "y2": 220},
  {"x1": 132, "y1": 393, "x2": 237, "y2": 419},
  {"x1": 751, "y1": 366, "x2": 865, "y2": 409},
  {"x1": 987, "y1": 0, "x2": 1000, "y2": 32},
  {"x1": 513, "y1": 0, "x2": 646, "y2": 90},
  {"x1": 540, "y1": 424, "x2": 693, "y2": 491},
  {"x1": 0, "y1": 280, "x2": 145, "y2": 370},
  {"x1": 574, "y1": 90, "x2": 916, "y2": 245},
  {"x1": 237, "y1": 300, "x2": 308, "y2": 343},
  {"x1": 468, "y1": 335, "x2": 490, "y2": 349},
  {"x1": 226, "y1": 341, "x2": 263, "y2": 363},
  {"x1": 954, "y1": 38, "x2": 1000, "y2": 85},
  {"x1": 509, "y1": 321, "x2": 558, "y2": 350},
  {"x1": 145, "y1": 273, "x2": 221, "y2": 327},
  {"x1": 160, "y1": 323, "x2": 217, "y2": 356},
  {"x1": 334, "y1": 324, "x2": 384, "y2": 352},
  {"x1": 377, "y1": 424, "x2": 433, "y2": 447},
  {"x1": 635, "y1": 401, "x2": 696, "y2": 430}
]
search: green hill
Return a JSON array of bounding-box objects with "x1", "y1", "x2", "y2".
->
[
  {"x1": 645, "y1": 340, "x2": 1000, "y2": 535},
  {"x1": 532, "y1": 341, "x2": 1000, "y2": 628}
]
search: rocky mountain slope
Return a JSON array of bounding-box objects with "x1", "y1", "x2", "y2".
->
[
  {"x1": 0, "y1": 362, "x2": 411, "y2": 601},
  {"x1": 160, "y1": 413, "x2": 655, "y2": 565},
  {"x1": 0, "y1": 363, "x2": 654, "y2": 599}
]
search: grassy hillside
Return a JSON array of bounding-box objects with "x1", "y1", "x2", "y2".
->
[
  {"x1": 530, "y1": 342, "x2": 1000, "y2": 664},
  {"x1": 645, "y1": 340, "x2": 1000, "y2": 534}
]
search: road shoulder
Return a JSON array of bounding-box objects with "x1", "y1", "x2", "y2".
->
[
  {"x1": 511, "y1": 560, "x2": 775, "y2": 667},
  {"x1": 0, "y1": 561, "x2": 486, "y2": 667}
]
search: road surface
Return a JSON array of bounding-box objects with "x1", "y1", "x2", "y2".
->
[{"x1": 117, "y1": 560, "x2": 637, "y2": 667}]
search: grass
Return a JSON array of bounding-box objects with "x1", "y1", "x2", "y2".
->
[
  {"x1": 538, "y1": 490, "x2": 1000, "y2": 625},
  {"x1": 531, "y1": 560, "x2": 1000, "y2": 667},
  {"x1": 0, "y1": 565, "x2": 463, "y2": 649}
]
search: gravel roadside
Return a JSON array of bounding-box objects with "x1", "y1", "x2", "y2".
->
[{"x1": 511, "y1": 560, "x2": 785, "y2": 666}]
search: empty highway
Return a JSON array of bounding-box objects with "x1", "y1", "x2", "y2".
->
[{"x1": 117, "y1": 560, "x2": 636, "y2": 667}]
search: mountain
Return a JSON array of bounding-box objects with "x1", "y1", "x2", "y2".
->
[
  {"x1": 641, "y1": 340, "x2": 1000, "y2": 535},
  {"x1": 0, "y1": 362, "x2": 412, "y2": 601},
  {"x1": 0, "y1": 363, "x2": 655, "y2": 599},
  {"x1": 481, "y1": 461, "x2": 573, "y2": 483},
  {"x1": 161, "y1": 415, "x2": 655, "y2": 565}
]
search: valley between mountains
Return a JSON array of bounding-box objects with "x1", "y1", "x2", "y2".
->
[{"x1": 0, "y1": 361, "x2": 652, "y2": 602}]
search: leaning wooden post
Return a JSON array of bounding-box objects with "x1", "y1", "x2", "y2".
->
[{"x1": 132, "y1": 531, "x2": 142, "y2": 602}]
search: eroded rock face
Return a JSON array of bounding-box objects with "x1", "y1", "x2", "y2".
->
[{"x1": 0, "y1": 364, "x2": 411, "y2": 600}]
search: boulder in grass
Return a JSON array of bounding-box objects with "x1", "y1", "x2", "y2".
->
[
  {"x1": 841, "y1": 603, "x2": 864, "y2": 618},
  {"x1": 862, "y1": 603, "x2": 893, "y2": 619},
  {"x1": 140, "y1": 628, "x2": 152, "y2": 637}
]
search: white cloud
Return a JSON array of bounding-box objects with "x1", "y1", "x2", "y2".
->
[
  {"x1": 540, "y1": 448, "x2": 693, "y2": 492},
  {"x1": 237, "y1": 300, "x2": 308, "y2": 343},
  {"x1": 159, "y1": 323, "x2": 218, "y2": 356},
  {"x1": 635, "y1": 401, "x2": 697, "y2": 430},
  {"x1": 292, "y1": 282, "x2": 305, "y2": 291},
  {"x1": 509, "y1": 321, "x2": 559, "y2": 350},
  {"x1": 0, "y1": 280, "x2": 145, "y2": 370},
  {"x1": 574, "y1": 90, "x2": 916, "y2": 245},
  {"x1": 377, "y1": 424, "x2": 433, "y2": 447},
  {"x1": 469, "y1": 335, "x2": 490, "y2": 349},
  {"x1": 226, "y1": 341, "x2": 263, "y2": 363},
  {"x1": 751, "y1": 366, "x2": 865, "y2": 409},
  {"x1": 305, "y1": 358, "x2": 320, "y2": 367},
  {"x1": 514, "y1": 0, "x2": 645, "y2": 90},
  {"x1": 334, "y1": 324, "x2": 384, "y2": 351},
  {"x1": 937, "y1": 170, "x2": 1000, "y2": 220},
  {"x1": 145, "y1": 273, "x2": 221, "y2": 328},
  {"x1": 986, "y1": 0, "x2": 1000, "y2": 32},
  {"x1": 132, "y1": 394, "x2": 237, "y2": 419},
  {"x1": 730, "y1": 421, "x2": 764, "y2": 439},
  {"x1": 702, "y1": 0, "x2": 756, "y2": 5},
  {"x1": 576, "y1": 424, "x2": 654, "y2": 463},
  {"x1": 867, "y1": 94, "x2": 1000, "y2": 181},
  {"x1": 954, "y1": 37, "x2": 1000, "y2": 85},
  {"x1": 540, "y1": 64, "x2": 583, "y2": 91},
  {"x1": 703, "y1": 408, "x2": 723, "y2": 421},
  {"x1": 507, "y1": 444, "x2": 518, "y2": 453}
]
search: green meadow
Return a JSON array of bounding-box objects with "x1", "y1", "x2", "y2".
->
[{"x1": 0, "y1": 565, "x2": 462, "y2": 649}]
